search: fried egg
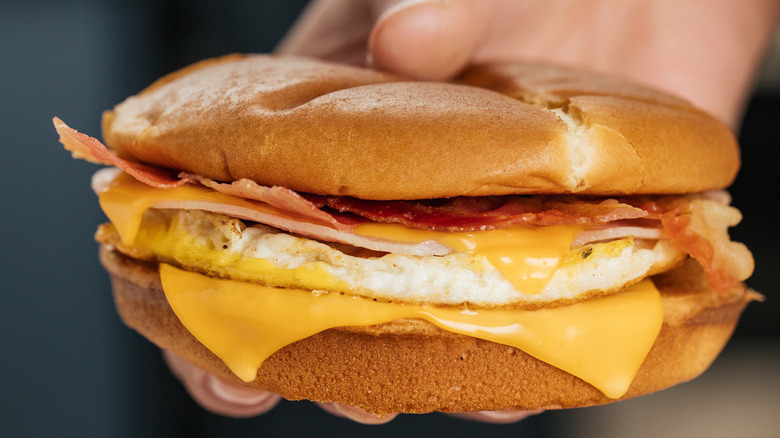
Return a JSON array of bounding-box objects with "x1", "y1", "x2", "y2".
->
[{"x1": 97, "y1": 209, "x2": 683, "y2": 308}]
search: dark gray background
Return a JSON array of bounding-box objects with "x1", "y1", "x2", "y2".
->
[{"x1": 2, "y1": 1, "x2": 778, "y2": 437}]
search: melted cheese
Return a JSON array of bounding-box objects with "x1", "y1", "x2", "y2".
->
[
  {"x1": 356, "y1": 223, "x2": 580, "y2": 294},
  {"x1": 98, "y1": 172, "x2": 288, "y2": 247},
  {"x1": 161, "y1": 263, "x2": 662, "y2": 399}
]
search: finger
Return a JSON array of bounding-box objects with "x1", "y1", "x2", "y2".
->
[
  {"x1": 163, "y1": 350, "x2": 281, "y2": 418},
  {"x1": 446, "y1": 409, "x2": 544, "y2": 424},
  {"x1": 315, "y1": 402, "x2": 399, "y2": 425},
  {"x1": 368, "y1": 0, "x2": 498, "y2": 80},
  {"x1": 275, "y1": 0, "x2": 375, "y2": 66}
]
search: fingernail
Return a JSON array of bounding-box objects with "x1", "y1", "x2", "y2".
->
[
  {"x1": 317, "y1": 402, "x2": 398, "y2": 425},
  {"x1": 376, "y1": 0, "x2": 451, "y2": 22},
  {"x1": 367, "y1": 0, "x2": 451, "y2": 68},
  {"x1": 447, "y1": 409, "x2": 544, "y2": 423},
  {"x1": 162, "y1": 350, "x2": 281, "y2": 417},
  {"x1": 476, "y1": 409, "x2": 544, "y2": 423},
  {"x1": 206, "y1": 374, "x2": 278, "y2": 406}
]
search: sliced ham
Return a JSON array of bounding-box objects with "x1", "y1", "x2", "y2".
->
[
  {"x1": 150, "y1": 199, "x2": 451, "y2": 257},
  {"x1": 571, "y1": 222, "x2": 665, "y2": 247},
  {"x1": 181, "y1": 173, "x2": 360, "y2": 230},
  {"x1": 89, "y1": 168, "x2": 449, "y2": 257}
]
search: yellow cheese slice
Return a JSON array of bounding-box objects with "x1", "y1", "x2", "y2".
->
[
  {"x1": 98, "y1": 172, "x2": 293, "y2": 247},
  {"x1": 160, "y1": 263, "x2": 662, "y2": 399}
]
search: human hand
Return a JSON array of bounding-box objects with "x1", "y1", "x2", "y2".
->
[
  {"x1": 164, "y1": 351, "x2": 541, "y2": 424},
  {"x1": 277, "y1": 0, "x2": 780, "y2": 128},
  {"x1": 162, "y1": 0, "x2": 779, "y2": 423}
]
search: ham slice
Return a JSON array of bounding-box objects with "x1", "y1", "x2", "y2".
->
[
  {"x1": 571, "y1": 222, "x2": 665, "y2": 247},
  {"x1": 150, "y1": 198, "x2": 450, "y2": 256},
  {"x1": 90, "y1": 168, "x2": 449, "y2": 256},
  {"x1": 181, "y1": 173, "x2": 360, "y2": 230}
]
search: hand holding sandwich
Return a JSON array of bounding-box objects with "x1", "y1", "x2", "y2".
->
[
  {"x1": 55, "y1": 0, "x2": 770, "y2": 426},
  {"x1": 278, "y1": 0, "x2": 780, "y2": 128},
  {"x1": 163, "y1": 0, "x2": 775, "y2": 422}
]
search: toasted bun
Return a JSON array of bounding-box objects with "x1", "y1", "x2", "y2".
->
[
  {"x1": 100, "y1": 245, "x2": 757, "y2": 415},
  {"x1": 102, "y1": 54, "x2": 739, "y2": 200}
]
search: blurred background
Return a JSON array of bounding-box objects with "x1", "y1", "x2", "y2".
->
[{"x1": 1, "y1": 1, "x2": 778, "y2": 437}]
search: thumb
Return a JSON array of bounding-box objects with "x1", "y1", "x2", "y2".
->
[{"x1": 368, "y1": 0, "x2": 497, "y2": 80}]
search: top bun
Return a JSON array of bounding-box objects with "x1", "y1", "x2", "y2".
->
[{"x1": 102, "y1": 54, "x2": 739, "y2": 200}]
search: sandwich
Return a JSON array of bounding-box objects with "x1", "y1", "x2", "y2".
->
[{"x1": 54, "y1": 54, "x2": 759, "y2": 415}]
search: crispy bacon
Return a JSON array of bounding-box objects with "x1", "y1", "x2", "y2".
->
[
  {"x1": 54, "y1": 118, "x2": 359, "y2": 229},
  {"x1": 54, "y1": 118, "x2": 187, "y2": 188},
  {"x1": 645, "y1": 199, "x2": 753, "y2": 294},
  {"x1": 310, "y1": 195, "x2": 649, "y2": 231}
]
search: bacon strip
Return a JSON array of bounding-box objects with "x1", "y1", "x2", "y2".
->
[
  {"x1": 313, "y1": 195, "x2": 650, "y2": 231},
  {"x1": 181, "y1": 173, "x2": 360, "y2": 230},
  {"x1": 649, "y1": 199, "x2": 753, "y2": 294},
  {"x1": 54, "y1": 118, "x2": 362, "y2": 229},
  {"x1": 53, "y1": 117, "x2": 187, "y2": 188}
]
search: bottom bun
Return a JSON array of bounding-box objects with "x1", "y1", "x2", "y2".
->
[{"x1": 100, "y1": 245, "x2": 758, "y2": 415}]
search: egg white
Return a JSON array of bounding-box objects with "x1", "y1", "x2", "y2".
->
[{"x1": 99, "y1": 209, "x2": 683, "y2": 307}]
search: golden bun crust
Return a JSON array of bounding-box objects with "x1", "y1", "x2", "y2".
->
[
  {"x1": 101, "y1": 245, "x2": 758, "y2": 415},
  {"x1": 102, "y1": 54, "x2": 739, "y2": 200}
]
